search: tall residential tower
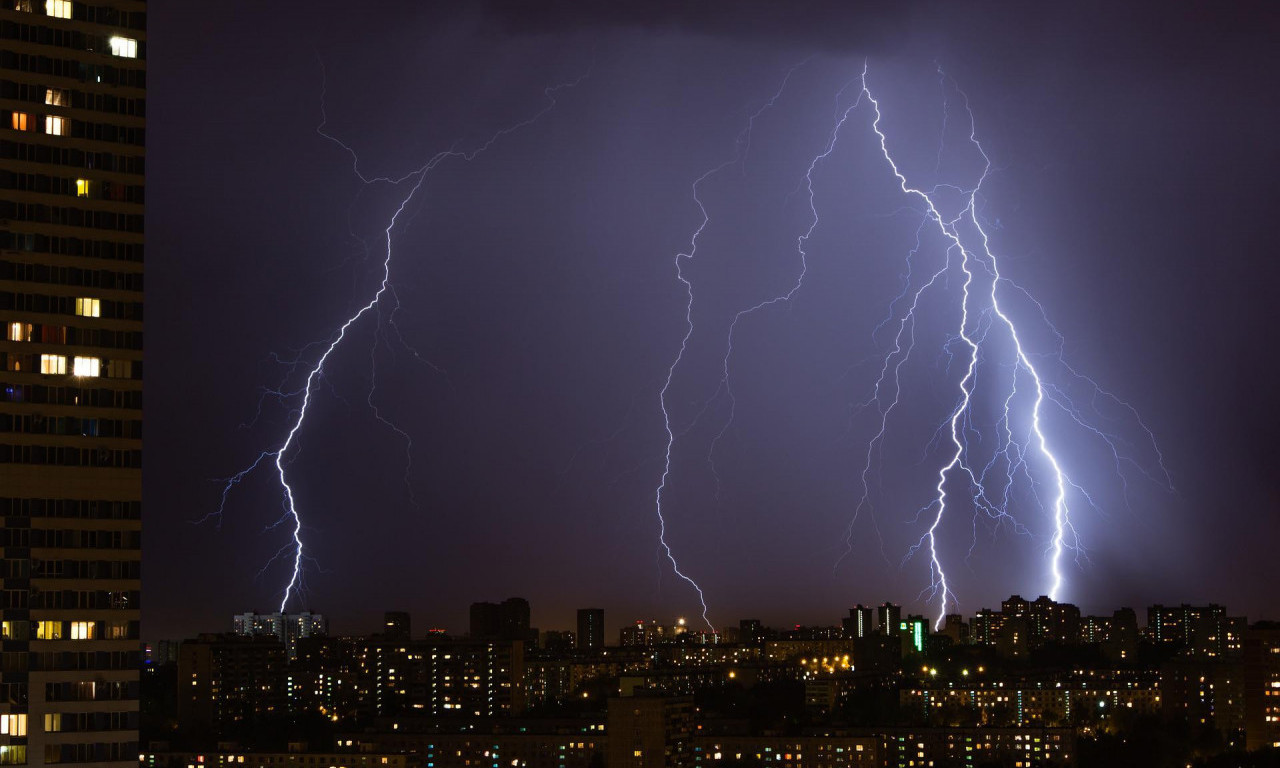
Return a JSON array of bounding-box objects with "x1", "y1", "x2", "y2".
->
[{"x1": 1, "y1": 2, "x2": 145, "y2": 767}]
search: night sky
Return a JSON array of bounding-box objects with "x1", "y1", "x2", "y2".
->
[{"x1": 145, "y1": 2, "x2": 1280, "y2": 640}]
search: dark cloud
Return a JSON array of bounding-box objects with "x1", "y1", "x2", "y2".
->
[{"x1": 476, "y1": 0, "x2": 914, "y2": 52}]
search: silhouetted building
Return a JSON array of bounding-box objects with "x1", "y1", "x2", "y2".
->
[
  {"x1": 1001, "y1": 594, "x2": 1030, "y2": 618},
  {"x1": 938, "y1": 614, "x2": 969, "y2": 645},
  {"x1": 844, "y1": 605, "x2": 875, "y2": 639},
  {"x1": 470, "y1": 597, "x2": 534, "y2": 642},
  {"x1": 972, "y1": 608, "x2": 1005, "y2": 646},
  {"x1": 576, "y1": 608, "x2": 604, "y2": 652},
  {"x1": 382, "y1": 611, "x2": 410, "y2": 640},
  {"x1": 607, "y1": 695, "x2": 694, "y2": 768},
  {"x1": 1029, "y1": 596, "x2": 1081, "y2": 645},
  {"x1": 542, "y1": 629, "x2": 575, "y2": 652},
  {"x1": 1148, "y1": 603, "x2": 1229, "y2": 656},
  {"x1": 178, "y1": 634, "x2": 288, "y2": 733},
  {"x1": 738, "y1": 619, "x2": 764, "y2": 644},
  {"x1": 412, "y1": 638, "x2": 526, "y2": 716},
  {"x1": 898, "y1": 615, "x2": 928, "y2": 655},
  {"x1": 0, "y1": 6, "x2": 147, "y2": 767},
  {"x1": 876, "y1": 603, "x2": 901, "y2": 637},
  {"x1": 1162, "y1": 657, "x2": 1245, "y2": 746}
]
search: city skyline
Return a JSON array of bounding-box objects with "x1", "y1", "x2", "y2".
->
[{"x1": 142, "y1": 3, "x2": 1279, "y2": 640}]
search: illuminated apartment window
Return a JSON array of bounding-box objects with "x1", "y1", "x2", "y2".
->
[
  {"x1": 14, "y1": 1, "x2": 35, "y2": 11},
  {"x1": 45, "y1": 115, "x2": 67, "y2": 135},
  {"x1": 70, "y1": 621, "x2": 95, "y2": 640},
  {"x1": 45, "y1": 0, "x2": 71, "y2": 18},
  {"x1": 77, "y1": 178, "x2": 90, "y2": 197},
  {"x1": 75, "y1": 297, "x2": 101, "y2": 317},
  {"x1": 36, "y1": 620, "x2": 62, "y2": 639},
  {"x1": 72, "y1": 356, "x2": 100, "y2": 378},
  {"x1": 109, "y1": 35, "x2": 138, "y2": 58},
  {"x1": 0, "y1": 714, "x2": 26, "y2": 737},
  {"x1": 11, "y1": 111, "x2": 30, "y2": 131},
  {"x1": 43, "y1": 713, "x2": 61, "y2": 733},
  {"x1": 7, "y1": 322, "x2": 32, "y2": 342},
  {"x1": 107, "y1": 621, "x2": 130, "y2": 639},
  {"x1": 40, "y1": 354, "x2": 67, "y2": 375},
  {"x1": 45, "y1": 87, "x2": 68, "y2": 107}
]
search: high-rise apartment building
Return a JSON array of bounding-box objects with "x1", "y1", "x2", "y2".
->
[
  {"x1": 1, "y1": 3, "x2": 145, "y2": 767},
  {"x1": 843, "y1": 605, "x2": 874, "y2": 639},
  {"x1": 231, "y1": 610, "x2": 326, "y2": 660}
]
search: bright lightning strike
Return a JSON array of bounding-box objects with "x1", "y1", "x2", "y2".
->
[
  {"x1": 848, "y1": 63, "x2": 1171, "y2": 627},
  {"x1": 209, "y1": 68, "x2": 588, "y2": 612}
]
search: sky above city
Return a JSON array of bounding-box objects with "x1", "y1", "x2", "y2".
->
[{"x1": 145, "y1": 2, "x2": 1279, "y2": 640}]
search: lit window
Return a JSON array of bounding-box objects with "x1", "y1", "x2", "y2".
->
[
  {"x1": 14, "y1": 1, "x2": 35, "y2": 11},
  {"x1": 77, "y1": 178, "x2": 90, "y2": 197},
  {"x1": 43, "y1": 713, "x2": 61, "y2": 733},
  {"x1": 40, "y1": 354, "x2": 67, "y2": 375},
  {"x1": 45, "y1": 115, "x2": 67, "y2": 135},
  {"x1": 45, "y1": 87, "x2": 68, "y2": 107},
  {"x1": 70, "y1": 621, "x2": 95, "y2": 640},
  {"x1": 75, "y1": 297, "x2": 101, "y2": 317},
  {"x1": 7, "y1": 322, "x2": 32, "y2": 342},
  {"x1": 72, "y1": 356, "x2": 100, "y2": 378},
  {"x1": 45, "y1": 0, "x2": 71, "y2": 18},
  {"x1": 36, "y1": 620, "x2": 62, "y2": 639},
  {"x1": 109, "y1": 36, "x2": 137, "y2": 58},
  {"x1": 11, "y1": 111, "x2": 30, "y2": 131},
  {"x1": 0, "y1": 714, "x2": 26, "y2": 737}
]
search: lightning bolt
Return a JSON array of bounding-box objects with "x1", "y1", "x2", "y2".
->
[
  {"x1": 850, "y1": 63, "x2": 1170, "y2": 627},
  {"x1": 210, "y1": 66, "x2": 589, "y2": 611},
  {"x1": 654, "y1": 60, "x2": 812, "y2": 632}
]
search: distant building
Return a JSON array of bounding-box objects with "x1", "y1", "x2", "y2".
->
[
  {"x1": 413, "y1": 637, "x2": 527, "y2": 717},
  {"x1": 1029, "y1": 596, "x2": 1081, "y2": 644},
  {"x1": 470, "y1": 597, "x2": 535, "y2": 642},
  {"x1": 382, "y1": 611, "x2": 411, "y2": 640},
  {"x1": 738, "y1": 619, "x2": 765, "y2": 644},
  {"x1": 232, "y1": 610, "x2": 327, "y2": 660},
  {"x1": 577, "y1": 608, "x2": 604, "y2": 652},
  {"x1": 542, "y1": 629, "x2": 576, "y2": 652},
  {"x1": 972, "y1": 608, "x2": 1005, "y2": 646},
  {"x1": 876, "y1": 603, "x2": 901, "y2": 637},
  {"x1": 141, "y1": 751, "x2": 409, "y2": 768},
  {"x1": 844, "y1": 605, "x2": 875, "y2": 639},
  {"x1": 898, "y1": 615, "x2": 928, "y2": 655},
  {"x1": 1161, "y1": 657, "x2": 1245, "y2": 746},
  {"x1": 1148, "y1": 604, "x2": 1229, "y2": 656},
  {"x1": 607, "y1": 695, "x2": 694, "y2": 768},
  {"x1": 878, "y1": 726, "x2": 1074, "y2": 766},
  {"x1": 938, "y1": 614, "x2": 969, "y2": 645},
  {"x1": 1001, "y1": 594, "x2": 1030, "y2": 618},
  {"x1": 178, "y1": 634, "x2": 288, "y2": 733}
]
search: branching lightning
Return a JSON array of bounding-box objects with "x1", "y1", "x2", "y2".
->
[
  {"x1": 654, "y1": 61, "x2": 811, "y2": 632},
  {"x1": 847, "y1": 63, "x2": 1171, "y2": 627},
  {"x1": 209, "y1": 68, "x2": 588, "y2": 612}
]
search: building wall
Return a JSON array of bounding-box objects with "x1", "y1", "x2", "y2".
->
[
  {"x1": 1244, "y1": 624, "x2": 1280, "y2": 751},
  {"x1": 1, "y1": 3, "x2": 145, "y2": 766}
]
